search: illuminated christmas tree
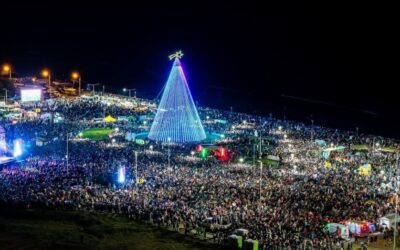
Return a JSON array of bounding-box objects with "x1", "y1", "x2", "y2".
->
[{"x1": 148, "y1": 51, "x2": 206, "y2": 143}]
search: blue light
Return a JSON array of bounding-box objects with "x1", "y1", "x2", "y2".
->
[
  {"x1": 118, "y1": 166, "x2": 126, "y2": 183},
  {"x1": 13, "y1": 139, "x2": 23, "y2": 158},
  {"x1": 148, "y1": 57, "x2": 206, "y2": 143}
]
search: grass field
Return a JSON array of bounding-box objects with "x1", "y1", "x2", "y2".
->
[
  {"x1": 0, "y1": 208, "x2": 217, "y2": 250},
  {"x1": 350, "y1": 144, "x2": 399, "y2": 153},
  {"x1": 82, "y1": 128, "x2": 113, "y2": 141},
  {"x1": 380, "y1": 147, "x2": 400, "y2": 153},
  {"x1": 243, "y1": 157, "x2": 280, "y2": 167},
  {"x1": 351, "y1": 144, "x2": 369, "y2": 151}
]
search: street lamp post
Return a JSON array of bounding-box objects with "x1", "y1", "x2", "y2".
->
[
  {"x1": 167, "y1": 137, "x2": 171, "y2": 169},
  {"x1": 134, "y1": 150, "x2": 138, "y2": 187},
  {"x1": 41, "y1": 69, "x2": 51, "y2": 88},
  {"x1": 3, "y1": 88, "x2": 8, "y2": 104},
  {"x1": 66, "y1": 132, "x2": 69, "y2": 175},
  {"x1": 373, "y1": 140, "x2": 379, "y2": 157},
  {"x1": 311, "y1": 119, "x2": 314, "y2": 142},
  {"x1": 87, "y1": 83, "x2": 99, "y2": 95},
  {"x1": 259, "y1": 131, "x2": 262, "y2": 159},
  {"x1": 259, "y1": 161, "x2": 263, "y2": 202},
  {"x1": 166, "y1": 137, "x2": 172, "y2": 184},
  {"x1": 123, "y1": 88, "x2": 136, "y2": 98},
  {"x1": 71, "y1": 72, "x2": 81, "y2": 96},
  {"x1": 253, "y1": 143, "x2": 256, "y2": 165}
]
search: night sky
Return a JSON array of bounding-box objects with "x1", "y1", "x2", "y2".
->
[{"x1": 0, "y1": 2, "x2": 396, "y2": 136}]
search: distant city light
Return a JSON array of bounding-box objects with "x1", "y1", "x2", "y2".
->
[
  {"x1": 112, "y1": 138, "x2": 116, "y2": 143},
  {"x1": 115, "y1": 127, "x2": 119, "y2": 132},
  {"x1": 239, "y1": 157, "x2": 244, "y2": 163},
  {"x1": 78, "y1": 132, "x2": 83, "y2": 137},
  {"x1": 149, "y1": 145, "x2": 153, "y2": 150},
  {"x1": 278, "y1": 126, "x2": 282, "y2": 131},
  {"x1": 190, "y1": 151, "x2": 195, "y2": 156}
]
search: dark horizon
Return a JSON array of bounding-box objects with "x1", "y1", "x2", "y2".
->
[{"x1": 0, "y1": 2, "x2": 396, "y2": 137}]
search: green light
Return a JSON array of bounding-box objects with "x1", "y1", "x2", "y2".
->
[
  {"x1": 135, "y1": 139, "x2": 145, "y2": 145},
  {"x1": 200, "y1": 148, "x2": 209, "y2": 159}
]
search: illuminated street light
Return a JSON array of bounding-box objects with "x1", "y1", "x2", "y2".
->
[
  {"x1": 278, "y1": 126, "x2": 282, "y2": 131},
  {"x1": 41, "y1": 69, "x2": 51, "y2": 88},
  {"x1": 190, "y1": 151, "x2": 195, "y2": 156},
  {"x1": 239, "y1": 157, "x2": 244, "y2": 163},
  {"x1": 71, "y1": 71, "x2": 81, "y2": 96},
  {"x1": 149, "y1": 145, "x2": 153, "y2": 150},
  {"x1": 2, "y1": 64, "x2": 12, "y2": 79}
]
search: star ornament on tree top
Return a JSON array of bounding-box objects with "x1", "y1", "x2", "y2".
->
[{"x1": 169, "y1": 50, "x2": 184, "y2": 60}]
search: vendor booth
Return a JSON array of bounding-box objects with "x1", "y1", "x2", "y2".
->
[
  {"x1": 344, "y1": 221, "x2": 376, "y2": 237},
  {"x1": 325, "y1": 223, "x2": 350, "y2": 240}
]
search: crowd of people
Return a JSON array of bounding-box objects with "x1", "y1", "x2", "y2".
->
[{"x1": 1, "y1": 95, "x2": 400, "y2": 249}]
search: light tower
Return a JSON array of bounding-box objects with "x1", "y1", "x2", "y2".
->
[{"x1": 148, "y1": 51, "x2": 206, "y2": 143}]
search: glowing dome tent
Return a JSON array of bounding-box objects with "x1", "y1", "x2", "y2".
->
[
  {"x1": 104, "y1": 115, "x2": 117, "y2": 123},
  {"x1": 148, "y1": 52, "x2": 206, "y2": 143}
]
